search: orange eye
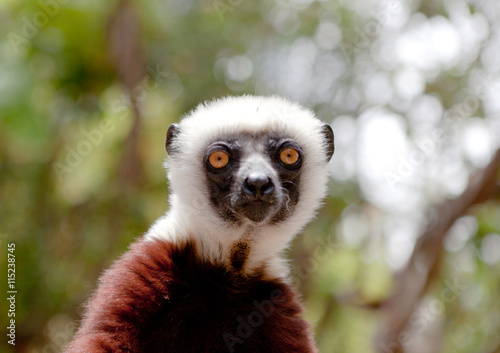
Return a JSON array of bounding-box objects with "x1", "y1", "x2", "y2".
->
[
  {"x1": 208, "y1": 151, "x2": 230, "y2": 168},
  {"x1": 280, "y1": 148, "x2": 299, "y2": 165}
]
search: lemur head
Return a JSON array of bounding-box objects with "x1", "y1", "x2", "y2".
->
[{"x1": 150, "y1": 96, "x2": 333, "y2": 273}]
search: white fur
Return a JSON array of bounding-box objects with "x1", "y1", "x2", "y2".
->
[{"x1": 145, "y1": 96, "x2": 331, "y2": 279}]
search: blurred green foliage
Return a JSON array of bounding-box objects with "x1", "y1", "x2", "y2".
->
[{"x1": 1, "y1": 0, "x2": 500, "y2": 352}]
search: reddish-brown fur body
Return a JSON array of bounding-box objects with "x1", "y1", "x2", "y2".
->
[{"x1": 65, "y1": 238, "x2": 317, "y2": 353}]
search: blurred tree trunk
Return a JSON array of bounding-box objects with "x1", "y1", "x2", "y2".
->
[
  {"x1": 374, "y1": 149, "x2": 500, "y2": 353},
  {"x1": 108, "y1": 0, "x2": 145, "y2": 192}
]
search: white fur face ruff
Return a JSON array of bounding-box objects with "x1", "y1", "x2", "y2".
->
[{"x1": 146, "y1": 96, "x2": 332, "y2": 277}]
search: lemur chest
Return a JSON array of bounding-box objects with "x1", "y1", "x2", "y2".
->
[
  {"x1": 160, "y1": 251, "x2": 285, "y2": 328},
  {"x1": 136, "y1": 241, "x2": 302, "y2": 352}
]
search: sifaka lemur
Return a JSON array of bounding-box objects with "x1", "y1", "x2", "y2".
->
[{"x1": 65, "y1": 95, "x2": 334, "y2": 353}]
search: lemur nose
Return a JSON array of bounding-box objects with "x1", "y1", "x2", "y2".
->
[{"x1": 242, "y1": 176, "x2": 275, "y2": 199}]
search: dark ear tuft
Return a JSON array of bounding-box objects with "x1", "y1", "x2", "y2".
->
[
  {"x1": 321, "y1": 124, "x2": 335, "y2": 162},
  {"x1": 166, "y1": 124, "x2": 181, "y2": 155}
]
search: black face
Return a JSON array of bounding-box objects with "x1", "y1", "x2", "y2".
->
[
  {"x1": 203, "y1": 133, "x2": 303, "y2": 225},
  {"x1": 165, "y1": 122, "x2": 334, "y2": 225}
]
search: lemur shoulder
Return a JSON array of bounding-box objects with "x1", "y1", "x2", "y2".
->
[{"x1": 65, "y1": 95, "x2": 335, "y2": 353}]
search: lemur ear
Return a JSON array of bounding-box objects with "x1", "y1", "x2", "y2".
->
[
  {"x1": 321, "y1": 124, "x2": 335, "y2": 162},
  {"x1": 166, "y1": 124, "x2": 181, "y2": 155}
]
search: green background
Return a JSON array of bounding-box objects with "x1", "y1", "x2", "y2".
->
[{"x1": 1, "y1": 0, "x2": 499, "y2": 352}]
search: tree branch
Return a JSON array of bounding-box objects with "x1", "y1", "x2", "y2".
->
[
  {"x1": 374, "y1": 148, "x2": 500, "y2": 353},
  {"x1": 108, "y1": 0, "x2": 145, "y2": 191}
]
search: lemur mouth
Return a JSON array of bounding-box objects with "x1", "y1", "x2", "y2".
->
[
  {"x1": 234, "y1": 194, "x2": 281, "y2": 223},
  {"x1": 242, "y1": 204, "x2": 275, "y2": 223}
]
